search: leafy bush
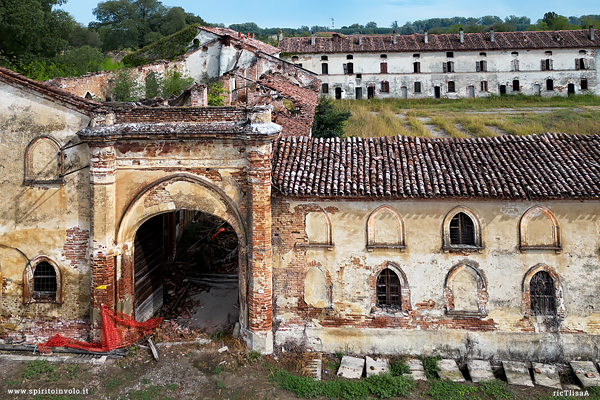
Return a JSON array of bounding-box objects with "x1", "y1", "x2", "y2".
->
[
  {"x1": 389, "y1": 359, "x2": 410, "y2": 376},
  {"x1": 419, "y1": 355, "x2": 442, "y2": 380},
  {"x1": 312, "y1": 96, "x2": 351, "y2": 138},
  {"x1": 425, "y1": 379, "x2": 478, "y2": 400},
  {"x1": 144, "y1": 70, "x2": 163, "y2": 99},
  {"x1": 161, "y1": 67, "x2": 193, "y2": 98},
  {"x1": 112, "y1": 69, "x2": 141, "y2": 101},
  {"x1": 479, "y1": 379, "x2": 516, "y2": 399}
]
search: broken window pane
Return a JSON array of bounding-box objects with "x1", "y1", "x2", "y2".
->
[{"x1": 530, "y1": 271, "x2": 556, "y2": 316}]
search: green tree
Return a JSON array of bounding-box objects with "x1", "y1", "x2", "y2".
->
[
  {"x1": 161, "y1": 68, "x2": 193, "y2": 98},
  {"x1": 144, "y1": 70, "x2": 162, "y2": 98},
  {"x1": 0, "y1": 0, "x2": 76, "y2": 63},
  {"x1": 312, "y1": 97, "x2": 351, "y2": 139},
  {"x1": 112, "y1": 68, "x2": 140, "y2": 101}
]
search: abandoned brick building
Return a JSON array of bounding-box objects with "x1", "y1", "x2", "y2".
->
[
  {"x1": 279, "y1": 27, "x2": 600, "y2": 99},
  {"x1": 2, "y1": 25, "x2": 600, "y2": 359}
]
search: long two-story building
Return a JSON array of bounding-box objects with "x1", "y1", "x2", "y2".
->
[{"x1": 278, "y1": 27, "x2": 600, "y2": 99}]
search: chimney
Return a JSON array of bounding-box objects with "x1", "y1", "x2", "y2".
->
[
  {"x1": 459, "y1": 27, "x2": 464, "y2": 43},
  {"x1": 490, "y1": 27, "x2": 495, "y2": 42},
  {"x1": 278, "y1": 29, "x2": 283, "y2": 41},
  {"x1": 359, "y1": 31, "x2": 363, "y2": 45},
  {"x1": 311, "y1": 31, "x2": 316, "y2": 46},
  {"x1": 252, "y1": 33, "x2": 255, "y2": 38},
  {"x1": 590, "y1": 25, "x2": 595, "y2": 41},
  {"x1": 393, "y1": 30, "x2": 397, "y2": 44},
  {"x1": 424, "y1": 29, "x2": 428, "y2": 44},
  {"x1": 238, "y1": 32, "x2": 242, "y2": 38},
  {"x1": 190, "y1": 84, "x2": 208, "y2": 107}
]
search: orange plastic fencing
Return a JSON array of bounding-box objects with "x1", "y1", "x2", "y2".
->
[{"x1": 39, "y1": 304, "x2": 162, "y2": 353}]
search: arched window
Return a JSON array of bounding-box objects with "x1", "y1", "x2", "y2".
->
[
  {"x1": 443, "y1": 207, "x2": 483, "y2": 252},
  {"x1": 530, "y1": 271, "x2": 556, "y2": 316},
  {"x1": 24, "y1": 136, "x2": 63, "y2": 184},
  {"x1": 450, "y1": 212, "x2": 474, "y2": 245},
  {"x1": 519, "y1": 206, "x2": 561, "y2": 252},
  {"x1": 23, "y1": 256, "x2": 63, "y2": 304},
  {"x1": 295, "y1": 209, "x2": 334, "y2": 250},
  {"x1": 376, "y1": 268, "x2": 401, "y2": 309},
  {"x1": 371, "y1": 262, "x2": 411, "y2": 313},
  {"x1": 366, "y1": 206, "x2": 405, "y2": 251},
  {"x1": 444, "y1": 263, "x2": 488, "y2": 317}
]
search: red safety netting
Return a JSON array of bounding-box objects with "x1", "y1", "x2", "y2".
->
[{"x1": 39, "y1": 304, "x2": 162, "y2": 353}]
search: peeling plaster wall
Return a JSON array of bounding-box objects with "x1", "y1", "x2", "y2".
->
[
  {"x1": 0, "y1": 82, "x2": 92, "y2": 335},
  {"x1": 288, "y1": 48, "x2": 598, "y2": 98},
  {"x1": 272, "y1": 196, "x2": 600, "y2": 360}
]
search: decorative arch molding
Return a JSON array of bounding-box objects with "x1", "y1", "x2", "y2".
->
[
  {"x1": 23, "y1": 255, "x2": 63, "y2": 304},
  {"x1": 442, "y1": 206, "x2": 484, "y2": 253},
  {"x1": 519, "y1": 206, "x2": 561, "y2": 252},
  {"x1": 444, "y1": 262, "x2": 488, "y2": 317},
  {"x1": 370, "y1": 261, "x2": 411, "y2": 314},
  {"x1": 116, "y1": 173, "x2": 247, "y2": 247},
  {"x1": 366, "y1": 205, "x2": 406, "y2": 251},
  {"x1": 295, "y1": 208, "x2": 334, "y2": 250},
  {"x1": 23, "y1": 135, "x2": 63, "y2": 184},
  {"x1": 521, "y1": 263, "x2": 566, "y2": 319}
]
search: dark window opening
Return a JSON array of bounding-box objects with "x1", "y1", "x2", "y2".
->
[
  {"x1": 546, "y1": 79, "x2": 554, "y2": 91},
  {"x1": 321, "y1": 55, "x2": 328, "y2": 60},
  {"x1": 511, "y1": 51, "x2": 519, "y2": 56},
  {"x1": 380, "y1": 62, "x2": 388, "y2": 74},
  {"x1": 443, "y1": 61, "x2": 454, "y2": 73},
  {"x1": 541, "y1": 59, "x2": 553, "y2": 71},
  {"x1": 346, "y1": 62, "x2": 354, "y2": 74},
  {"x1": 582, "y1": 79, "x2": 588, "y2": 90},
  {"x1": 414, "y1": 82, "x2": 422, "y2": 93},
  {"x1": 545, "y1": 51, "x2": 552, "y2": 56},
  {"x1": 434, "y1": 86, "x2": 441, "y2": 99},
  {"x1": 193, "y1": 38, "x2": 200, "y2": 48},
  {"x1": 356, "y1": 73, "x2": 362, "y2": 79},
  {"x1": 449, "y1": 212, "x2": 475, "y2": 245},
  {"x1": 376, "y1": 268, "x2": 401, "y2": 309},
  {"x1": 580, "y1": 50, "x2": 587, "y2": 55},
  {"x1": 335, "y1": 87, "x2": 342, "y2": 99},
  {"x1": 355, "y1": 87, "x2": 362, "y2": 99},
  {"x1": 568, "y1": 83, "x2": 575, "y2": 95},
  {"x1": 413, "y1": 62, "x2": 421, "y2": 73},
  {"x1": 476, "y1": 60, "x2": 487, "y2": 72},
  {"x1": 33, "y1": 262, "x2": 57, "y2": 300},
  {"x1": 413, "y1": 53, "x2": 420, "y2": 58},
  {"x1": 380, "y1": 54, "x2": 387, "y2": 59},
  {"x1": 446, "y1": 51, "x2": 454, "y2": 58},
  {"x1": 530, "y1": 271, "x2": 556, "y2": 316},
  {"x1": 479, "y1": 52, "x2": 487, "y2": 57},
  {"x1": 576, "y1": 58, "x2": 586, "y2": 70},
  {"x1": 367, "y1": 86, "x2": 375, "y2": 99},
  {"x1": 381, "y1": 81, "x2": 389, "y2": 93},
  {"x1": 321, "y1": 63, "x2": 328, "y2": 74},
  {"x1": 346, "y1": 54, "x2": 353, "y2": 60},
  {"x1": 500, "y1": 85, "x2": 507, "y2": 94},
  {"x1": 321, "y1": 83, "x2": 329, "y2": 94},
  {"x1": 448, "y1": 81, "x2": 455, "y2": 92},
  {"x1": 513, "y1": 80, "x2": 520, "y2": 91},
  {"x1": 481, "y1": 81, "x2": 488, "y2": 92},
  {"x1": 291, "y1": 56, "x2": 299, "y2": 62}
]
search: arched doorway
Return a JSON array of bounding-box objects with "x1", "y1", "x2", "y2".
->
[
  {"x1": 117, "y1": 175, "x2": 249, "y2": 331},
  {"x1": 133, "y1": 209, "x2": 240, "y2": 332}
]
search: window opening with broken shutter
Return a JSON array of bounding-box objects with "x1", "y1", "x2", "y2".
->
[
  {"x1": 376, "y1": 268, "x2": 400, "y2": 309},
  {"x1": 530, "y1": 271, "x2": 556, "y2": 316},
  {"x1": 449, "y1": 212, "x2": 475, "y2": 245}
]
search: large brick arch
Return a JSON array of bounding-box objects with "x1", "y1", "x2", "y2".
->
[{"x1": 114, "y1": 173, "x2": 248, "y2": 323}]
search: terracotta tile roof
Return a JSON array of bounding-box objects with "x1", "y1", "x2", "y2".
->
[
  {"x1": 272, "y1": 133, "x2": 600, "y2": 199},
  {"x1": 0, "y1": 66, "x2": 101, "y2": 114},
  {"x1": 278, "y1": 29, "x2": 600, "y2": 54},
  {"x1": 200, "y1": 27, "x2": 280, "y2": 55}
]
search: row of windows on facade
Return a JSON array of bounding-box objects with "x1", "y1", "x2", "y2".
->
[
  {"x1": 321, "y1": 78, "x2": 588, "y2": 97},
  {"x1": 314, "y1": 56, "x2": 590, "y2": 76},
  {"x1": 373, "y1": 264, "x2": 558, "y2": 318},
  {"x1": 313, "y1": 50, "x2": 587, "y2": 61},
  {"x1": 299, "y1": 205, "x2": 561, "y2": 252}
]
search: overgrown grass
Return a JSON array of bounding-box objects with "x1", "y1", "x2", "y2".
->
[
  {"x1": 479, "y1": 379, "x2": 516, "y2": 399},
  {"x1": 425, "y1": 379, "x2": 478, "y2": 400},
  {"x1": 418, "y1": 356, "x2": 442, "y2": 380},
  {"x1": 334, "y1": 97, "x2": 600, "y2": 139},
  {"x1": 22, "y1": 359, "x2": 59, "y2": 381},
  {"x1": 270, "y1": 369, "x2": 415, "y2": 399}
]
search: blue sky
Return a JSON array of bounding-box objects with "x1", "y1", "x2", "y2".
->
[{"x1": 59, "y1": 0, "x2": 599, "y2": 29}]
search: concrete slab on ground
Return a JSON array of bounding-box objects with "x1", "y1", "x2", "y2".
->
[
  {"x1": 503, "y1": 361, "x2": 534, "y2": 387},
  {"x1": 467, "y1": 360, "x2": 495, "y2": 383},
  {"x1": 407, "y1": 358, "x2": 427, "y2": 381},
  {"x1": 437, "y1": 359, "x2": 465, "y2": 382},
  {"x1": 532, "y1": 363, "x2": 561, "y2": 389},
  {"x1": 337, "y1": 356, "x2": 365, "y2": 379},
  {"x1": 365, "y1": 356, "x2": 389, "y2": 377},
  {"x1": 570, "y1": 361, "x2": 600, "y2": 387}
]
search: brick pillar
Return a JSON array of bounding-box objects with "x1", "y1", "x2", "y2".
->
[
  {"x1": 190, "y1": 84, "x2": 207, "y2": 107},
  {"x1": 89, "y1": 142, "x2": 117, "y2": 331},
  {"x1": 246, "y1": 149, "x2": 273, "y2": 353}
]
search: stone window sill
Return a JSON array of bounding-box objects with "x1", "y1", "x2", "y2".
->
[
  {"x1": 442, "y1": 245, "x2": 484, "y2": 254},
  {"x1": 295, "y1": 243, "x2": 334, "y2": 251}
]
